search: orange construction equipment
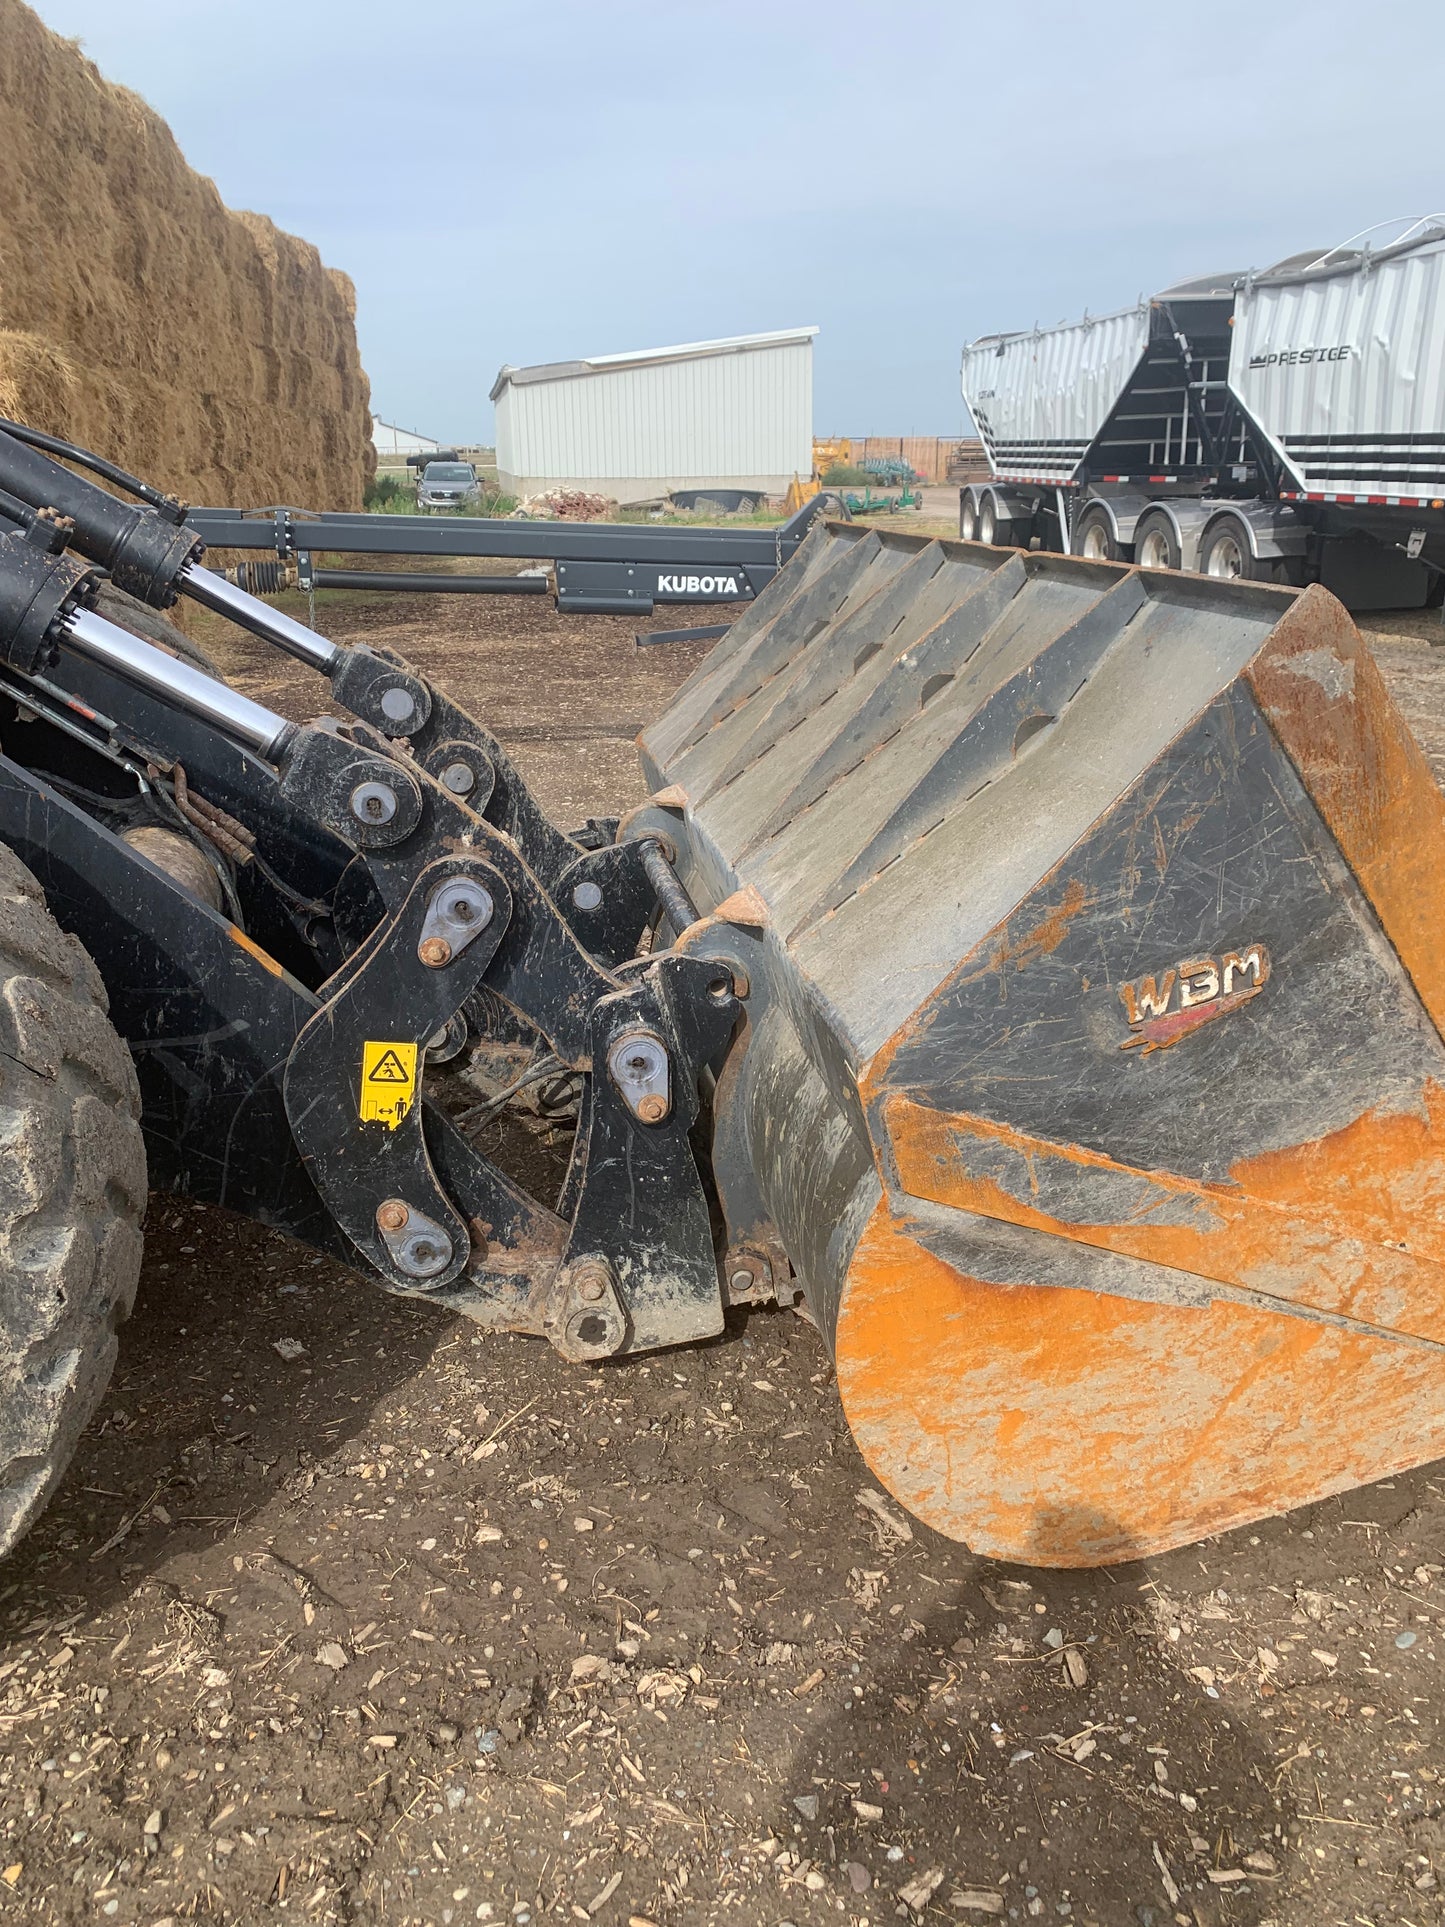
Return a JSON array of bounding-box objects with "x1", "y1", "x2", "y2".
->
[
  {"x1": 637, "y1": 521, "x2": 1445, "y2": 1566},
  {"x1": 784, "y1": 472, "x2": 822, "y2": 514}
]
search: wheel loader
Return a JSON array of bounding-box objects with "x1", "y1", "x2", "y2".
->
[{"x1": 0, "y1": 416, "x2": 1442, "y2": 1570}]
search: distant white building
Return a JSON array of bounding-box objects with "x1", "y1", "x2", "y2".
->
[
  {"x1": 371, "y1": 416, "x2": 441, "y2": 461},
  {"x1": 491, "y1": 327, "x2": 816, "y2": 505}
]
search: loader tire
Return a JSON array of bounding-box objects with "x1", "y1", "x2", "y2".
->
[
  {"x1": 93, "y1": 581, "x2": 226, "y2": 681},
  {"x1": 0, "y1": 843, "x2": 147, "y2": 1559}
]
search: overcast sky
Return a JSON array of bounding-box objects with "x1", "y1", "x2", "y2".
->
[{"x1": 29, "y1": 0, "x2": 1445, "y2": 443}]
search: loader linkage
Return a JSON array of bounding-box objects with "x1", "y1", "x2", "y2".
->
[{"x1": 0, "y1": 422, "x2": 754, "y2": 1363}]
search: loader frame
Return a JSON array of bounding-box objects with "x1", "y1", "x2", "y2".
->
[{"x1": 0, "y1": 420, "x2": 780, "y2": 1369}]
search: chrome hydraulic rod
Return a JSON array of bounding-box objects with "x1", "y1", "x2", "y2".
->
[
  {"x1": 62, "y1": 607, "x2": 295, "y2": 761},
  {"x1": 180, "y1": 560, "x2": 342, "y2": 673}
]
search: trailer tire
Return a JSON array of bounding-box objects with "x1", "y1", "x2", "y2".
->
[
  {"x1": 1199, "y1": 518, "x2": 1268, "y2": 583},
  {"x1": 1133, "y1": 510, "x2": 1181, "y2": 572},
  {"x1": 93, "y1": 583, "x2": 226, "y2": 681},
  {"x1": 1074, "y1": 505, "x2": 1119, "y2": 562},
  {"x1": 0, "y1": 844, "x2": 146, "y2": 1560},
  {"x1": 979, "y1": 494, "x2": 1005, "y2": 547},
  {"x1": 960, "y1": 491, "x2": 981, "y2": 542}
]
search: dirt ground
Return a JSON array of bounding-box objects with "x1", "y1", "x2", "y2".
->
[{"x1": 0, "y1": 569, "x2": 1443, "y2": 1927}]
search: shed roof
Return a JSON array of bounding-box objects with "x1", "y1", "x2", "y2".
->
[
  {"x1": 371, "y1": 416, "x2": 441, "y2": 449},
  {"x1": 489, "y1": 326, "x2": 818, "y2": 402}
]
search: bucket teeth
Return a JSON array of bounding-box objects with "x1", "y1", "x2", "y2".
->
[{"x1": 644, "y1": 521, "x2": 1445, "y2": 1565}]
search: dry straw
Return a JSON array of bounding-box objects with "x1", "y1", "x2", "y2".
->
[{"x1": 0, "y1": 0, "x2": 372, "y2": 509}]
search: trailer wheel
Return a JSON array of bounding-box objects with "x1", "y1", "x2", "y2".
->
[
  {"x1": 1199, "y1": 519, "x2": 1263, "y2": 582},
  {"x1": 1133, "y1": 511, "x2": 1181, "y2": 572},
  {"x1": 978, "y1": 494, "x2": 1004, "y2": 546},
  {"x1": 960, "y1": 491, "x2": 981, "y2": 542},
  {"x1": 1074, "y1": 506, "x2": 1119, "y2": 561},
  {"x1": 0, "y1": 844, "x2": 146, "y2": 1559},
  {"x1": 93, "y1": 583, "x2": 226, "y2": 681}
]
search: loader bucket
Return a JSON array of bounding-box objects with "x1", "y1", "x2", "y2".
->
[{"x1": 639, "y1": 522, "x2": 1445, "y2": 1567}]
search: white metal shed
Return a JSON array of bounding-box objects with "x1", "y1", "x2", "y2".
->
[
  {"x1": 491, "y1": 327, "x2": 817, "y2": 505},
  {"x1": 371, "y1": 417, "x2": 441, "y2": 461}
]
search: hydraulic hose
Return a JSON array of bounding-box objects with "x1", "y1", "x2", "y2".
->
[
  {"x1": 0, "y1": 425, "x2": 343, "y2": 675},
  {"x1": 0, "y1": 415, "x2": 183, "y2": 516},
  {"x1": 0, "y1": 425, "x2": 200, "y2": 605}
]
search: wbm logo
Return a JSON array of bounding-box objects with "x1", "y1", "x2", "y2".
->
[{"x1": 1117, "y1": 944, "x2": 1269, "y2": 1055}]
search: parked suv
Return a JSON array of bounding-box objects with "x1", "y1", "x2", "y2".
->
[{"x1": 417, "y1": 461, "x2": 480, "y2": 512}]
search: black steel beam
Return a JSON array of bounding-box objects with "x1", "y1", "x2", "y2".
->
[
  {"x1": 184, "y1": 498, "x2": 827, "y2": 567},
  {"x1": 635, "y1": 623, "x2": 732, "y2": 648},
  {"x1": 310, "y1": 568, "x2": 549, "y2": 595}
]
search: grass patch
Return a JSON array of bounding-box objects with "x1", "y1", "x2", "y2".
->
[
  {"x1": 365, "y1": 474, "x2": 417, "y2": 512},
  {"x1": 364, "y1": 475, "x2": 518, "y2": 517}
]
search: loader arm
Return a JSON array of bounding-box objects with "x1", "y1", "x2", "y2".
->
[
  {"x1": 0, "y1": 468, "x2": 757, "y2": 1365},
  {"x1": 0, "y1": 422, "x2": 651, "y2": 961}
]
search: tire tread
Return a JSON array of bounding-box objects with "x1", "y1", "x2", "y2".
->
[{"x1": 0, "y1": 846, "x2": 146, "y2": 1557}]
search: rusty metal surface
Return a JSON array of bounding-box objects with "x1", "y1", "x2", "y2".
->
[{"x1": 641, "y1": 523, "x2": 1445, "y2": 1565}]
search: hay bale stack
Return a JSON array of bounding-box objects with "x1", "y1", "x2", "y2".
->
[{"x1": 0, "y1": 0, "x2": 371, "y2": 508}]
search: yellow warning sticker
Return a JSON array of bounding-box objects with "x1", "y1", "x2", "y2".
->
[{"x1": 360, "y1": 1040, "x2": 418, "y2": 1129}]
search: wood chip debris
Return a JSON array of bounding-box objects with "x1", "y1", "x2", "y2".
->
[
  {"x1": 856, "y1": 1488, "x2": 913, "y2": 1543},
  {"x1": 1151, "y1": 1840, "x2": 1180, "y2": 1905},
  {"x1": 586, "y1": 1869, "x2": 622, "y2": 1914},
  {"x1": 898, "y1": 1866, "x2": 945, "y2": 1910},
  {"x1": 950, "y1": 1892, "x2": 1004, "y2": 1916}
]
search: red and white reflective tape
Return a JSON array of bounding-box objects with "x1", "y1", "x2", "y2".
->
[{"x1": 1280, "y1": 488, "x2": 1445, "y2": 508}]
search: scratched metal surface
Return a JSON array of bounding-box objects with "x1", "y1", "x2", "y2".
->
[
  {"x1": 644, "y1": 529, "x2": 1445, "y2": 1561},
  {"x1": 642, "y1": 524, "x2": 1289, "y2": 1070}
]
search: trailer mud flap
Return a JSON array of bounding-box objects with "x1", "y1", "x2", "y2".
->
[{"x1": 641, "y1": 522, "x2": 1445, "y2": 1565}]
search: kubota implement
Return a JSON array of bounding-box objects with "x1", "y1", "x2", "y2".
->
[
  {"x1": 0, "y1": 418, "x2": 1442, "y2": 1568},
  {"x1": 182, "y1": 494, "x2": 835, "y2": 615}
]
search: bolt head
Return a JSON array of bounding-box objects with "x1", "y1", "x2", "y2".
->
[
  {"x1": 572, "y1": 880, "x2": 603, "y2": 912},
  {"x1": 636, "y1": 1093, "x2": 669, "y2": 1125},
  {"x1": 578, "y1": 1276, "x2": 606, "y2": 1303},
  {"x1": 418, "y1": 936, "x2": 453, "y2": 967},
  {"x1": 377, "y1": 1199, "x2": 410, "y2": 1233},
  {"x1": 440, "y1": 760, "x2": 475, "y2": 796},
  {"x1": 729, "y1": 1268, "x2": 755, "y2": 1292}
]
